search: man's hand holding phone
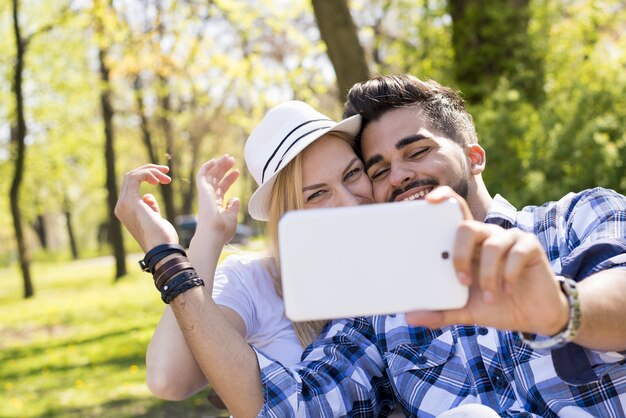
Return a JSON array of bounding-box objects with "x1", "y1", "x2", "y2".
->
[{"x1": 407, "y1": 187, "x2": 568, "y2": 338}]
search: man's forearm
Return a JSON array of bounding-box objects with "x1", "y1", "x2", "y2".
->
[
  {"x1": 575, "y1": 269, "x2": 626, "y2": 351},
  {"x1": 169, "y1": 286, "x2": 264, "y2": 417},
  {"x1": 170, "y1": 234, "x2": 264, "y2": 417}
]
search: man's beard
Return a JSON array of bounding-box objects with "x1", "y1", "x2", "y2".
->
[{"x1": 450, "y1": 176, "x2": 470, "y2": 200}]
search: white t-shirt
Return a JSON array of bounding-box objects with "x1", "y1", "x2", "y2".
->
[{"x1": 212, "y1": 254, "x2": 303, "y2": 367}]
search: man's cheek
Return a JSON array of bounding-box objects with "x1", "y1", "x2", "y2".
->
[{"x1": 373, "y1": 186, "x2": 387, "y2": 203}]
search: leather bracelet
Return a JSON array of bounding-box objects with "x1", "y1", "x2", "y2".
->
[
  {"x1": 138, "y1": 243, "x2": 187, "y2": 273},
  {"x1": 153, "y1": 258, "x2": 193, "y2": 290},
  {"x1": 161, "y1": 270, "x2": 204, "y2": 303},
  {"x1": 163, "y1": 278, "x2": 204, "y2": 304},
  {"x1": 517, "y1": 276, "x2": 581, "y2": 350},
  {"x1": 160, "y1": 269, "x2": 196, "y2": 290}
]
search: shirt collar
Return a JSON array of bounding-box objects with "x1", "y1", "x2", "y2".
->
[{"x1": 484, "y1": 194, "x2": 518, "y2": 229}]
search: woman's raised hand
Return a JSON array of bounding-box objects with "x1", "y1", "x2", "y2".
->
[
  {"x1": 193, "y1": 155, "x2": 241, "y2": 246},
  {"x1": 115, "y1": 164, "x2": 179, "y2": 252}
]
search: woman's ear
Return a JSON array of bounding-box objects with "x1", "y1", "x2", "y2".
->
[{"x1": 466, "y1": 144, "x2": 486, "y2": 175}]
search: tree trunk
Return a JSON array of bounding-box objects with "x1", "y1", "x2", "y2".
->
[
  {"x1": 98, "y1": 47, "x2": 127, "y2": 280},
  {"x1": 32, "y1": 214, "x2": 48, "y2": 249},
  {"x1": 65, "y1": 209, "x2": 79, "y2": 260},
  {"x1": 448, "y1": 0, "x2": 544, "y2": 104},
  {"x1": 133, "y1": 76, "x2": 158, "y2": 163},
  {"x1": 311, "y1": 0, "x2": 370, "y2": 101},
  {"x1": 181, "y1": 151, "x2": 198, "y2": 216},
  {"x1": 10, "y1": 0, "x2": 34, "y2": 298},
  {"x1": 157, "y1": 75, "x2": 178, "y2": 224}
]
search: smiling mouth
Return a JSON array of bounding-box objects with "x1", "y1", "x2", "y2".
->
[{"x1": 400, "y1": 187, "x2": 434, "y2": 202}]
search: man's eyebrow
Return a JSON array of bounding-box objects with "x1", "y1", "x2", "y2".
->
[
  {"x1": 396, "y1": 134, "x2": 430, "y2": 150},
  {"x1": 363, "y1": 155, "x2": 382, "y2": 172},
  {"x1": 364, "y1": 134, "x2": 430, "y2": 172}
]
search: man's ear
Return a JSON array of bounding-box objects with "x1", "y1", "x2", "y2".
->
[{"x1": 466, "y1": 144, "x2": 486, "y2": 175}]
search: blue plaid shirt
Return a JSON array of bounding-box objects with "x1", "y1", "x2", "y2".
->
[{"x1": 255, "y1": 188, "x2": 626, "y2": 417}]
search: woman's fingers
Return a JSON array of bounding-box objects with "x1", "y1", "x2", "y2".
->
[
  {"x1": 211, "y1": 155, "x2": 237, "y2": 186},
  {"x1": 218, "y1": 170, "x2": 240, "y2": 196},
  {"x1": 197, "y1": 156, "x2": 239, "y2": 198},
  {"x1": 117, "y1": 166, "x2": 170, "y2": 217},
  {"x1": 142, "y1": 193, "x2": 161, "y2": 214},
  {"x1": 122, "y1": 166, "x2": 171, "y2": 193}
]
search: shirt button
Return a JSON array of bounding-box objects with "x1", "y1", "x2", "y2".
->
[
  {"x1": 493, "y1": 375, "x2": 507, "y2": 390},
  {"x1": 478, "y1": 327, "x2": 489, "y2": 336},
  {"x1": 417, "y1": 355, "x2": 427, "y2": 364}
]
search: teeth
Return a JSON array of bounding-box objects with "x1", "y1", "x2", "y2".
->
[{"x1": 402, "y1": 189, "x2": 431, "y2": 202}]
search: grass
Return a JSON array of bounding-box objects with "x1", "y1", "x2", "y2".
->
[{"x1": 0, "y1": 241, "x2": 266, "y2": 418}]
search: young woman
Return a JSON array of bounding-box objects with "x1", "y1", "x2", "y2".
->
[{"x1": 115, "y1": 101, "x2": 373, "y2": 412}]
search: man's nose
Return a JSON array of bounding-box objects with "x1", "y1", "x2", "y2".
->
[{"x1": 388, "y1": 164, "x2": 413, "y2": 187}]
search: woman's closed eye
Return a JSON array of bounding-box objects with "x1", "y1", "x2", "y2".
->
[
  {"x1": 306, "y1": 189, "x2": 326, "y2": 202},
  {"x1": 343, "y1": 167, "x2": 362, "y2": 182}
]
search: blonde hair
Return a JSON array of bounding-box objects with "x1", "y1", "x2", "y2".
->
[{"x1": 265, "y1": 131, "x2": 355, "y2": 347}]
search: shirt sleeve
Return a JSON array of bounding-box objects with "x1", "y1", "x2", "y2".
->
[
  {"x1": 553, "y1": 189, "x2": 626, "y2": 382},
  {"x1": 560, "y1": 188, "x2": 626, "y2": 280},
  {"x1": 212, "y1": 256, "x2": 257, "y2": 338},
  {"x1": 253, "y1": 317, "x2": 397, "y2": 417}
]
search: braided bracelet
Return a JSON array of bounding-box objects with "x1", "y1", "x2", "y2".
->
[
  {"x1": 517, "y1": 276, "x2": 581, "y2": 350},
  {"x1": 161, "y1": 271, "x2": 205, "y2": 304}
]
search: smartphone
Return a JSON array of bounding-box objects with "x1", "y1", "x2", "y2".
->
[{"x1": 278, "y1": 199, "x2": 467, "y2": 321}]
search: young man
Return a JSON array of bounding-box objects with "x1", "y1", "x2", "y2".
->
[{"x1": 253, "y1": 75, "x2": 626, "y2": 416}]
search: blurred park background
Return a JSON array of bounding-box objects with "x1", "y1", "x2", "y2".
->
[{"x1": 1, "y1": 0, "x2": 626, "y2": 417}]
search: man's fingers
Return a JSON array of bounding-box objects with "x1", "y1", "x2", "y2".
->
[
  {"x1": 477, "y1": 230, "x2": 517, "y2": 303},
  {"x1": 453, "y1": 221, "x2": 492, "y2": 285},
  {"x1": 503, "y1": 234, "x2": 544, "y2": 290},
  {"x1": 406, "y1": 308, "x2": 472, "y2": 328},
  {"x1": 426, "y1": 186, "x2": 473, "y2": 221}
]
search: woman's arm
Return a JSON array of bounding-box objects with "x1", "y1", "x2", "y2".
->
[
  {"x1": 164, "y1": 157, "x2": 264, "y2": 415},
  {"x1": 146, "y1": 307, "x2": 206, "y2": 400},
  {"x1": 115, "y1": 158, "x2": 265, "y2": 416},
  {"x1": 146, "y1": 303, "x2": 248, "y2": 400}
]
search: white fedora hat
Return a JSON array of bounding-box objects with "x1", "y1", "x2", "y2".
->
[{"x1": 245, "y1": 101, "x2": 361, "y2": 221}]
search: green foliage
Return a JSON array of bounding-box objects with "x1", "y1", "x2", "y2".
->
[
  {"x1": 353, "y1": 0, "x2": 454, "y2": 84},
  {"x1": 1, "y1": 0, "x2": 626, "y2": 279},
  {"x1": 448, "y1": 0, "x2": 545, "y2": 104},
  {"x1": 473, "y1": 0, "x2": 626, "y2": 207}
]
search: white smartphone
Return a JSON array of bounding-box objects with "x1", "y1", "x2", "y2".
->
[{"x1": 278, "y1": 199, "x2": 467, "y2": 321}]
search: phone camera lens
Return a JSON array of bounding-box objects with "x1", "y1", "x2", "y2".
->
[{"x1": 441, "y1": 251, "x2": 449, "y2": 259}]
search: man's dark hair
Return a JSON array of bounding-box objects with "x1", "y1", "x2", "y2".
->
[{"x1": 343, "y1": 74, "x2": 478, "y2": 147}]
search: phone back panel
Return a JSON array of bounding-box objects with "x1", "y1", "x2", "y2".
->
[{"x1": 278, "y1": 199, "x2": 468, "y2": 321}]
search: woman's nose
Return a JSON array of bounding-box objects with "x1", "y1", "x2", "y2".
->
[{"x1": 334, "y1": 188, "x2": 361, "y2": 207}]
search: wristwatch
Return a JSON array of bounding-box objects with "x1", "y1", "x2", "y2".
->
[{"x1": 517, "y1": 276, "x2": 581, "y2": 350}]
